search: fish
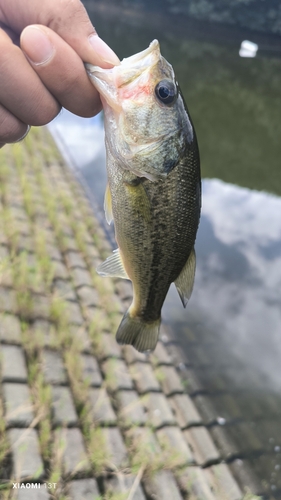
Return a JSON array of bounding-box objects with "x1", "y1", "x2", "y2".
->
[{"x1": 86, "y1": 39, "x2": 201, "y2": 353}]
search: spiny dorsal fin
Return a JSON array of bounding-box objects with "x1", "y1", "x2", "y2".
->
[
  {"x1": 104, "y1": 183, "x2": 113, "y2": 225},
  {"x1": 174, "y1": 248, "x2": 196, "y2": 308},
  {"x1": 96, "y1": 248, "x2": 129, "y2": 280}
]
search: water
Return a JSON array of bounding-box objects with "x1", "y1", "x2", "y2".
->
[{"x1": 49, "y1": 2, "x2": 281, "y2": 496}]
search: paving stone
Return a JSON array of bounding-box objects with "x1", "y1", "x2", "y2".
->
[
  {"x1": 76, "y1": 285, "x2": 99, "y2": 307},
  {"x1": 210, "y1": 424, "x2": 240, "y2": 461},
  {"x1": 105, "y1": 473, "x2": 146, "y2": 500},
  {"x1": 0, "y1": 287, "x2": 17, "y2": 313},
  {"x1": 193, "y1": 394, "x2": 219, "y2": 425},
  {"x1": 143, "y1": 470, "x2": 183, "y2": 500},
  {"x1": 52, "y1": 260, "x2": 69, "y2": 280},
  {"x1": 68, "y1": 325, "x2": 91, "y2": 352},
  {"x1": 95, "y1": 332, "x2": 123, "y2": 360},
  {"x1": 184, "y1": 426, "x2": 221, "y2": 466},
  {"x1": 130, "y1": 362, "x2": 161, "y2": 393},
  {"x1": 8, "y1": 428, "x2": 44, "y2": 480},
  {"x1": 229, "y1": 458, "x2": 266, "y2": 497},
  {"x1": 227, "y1": 421, "x2": 264, "y2": 455},
  {"x1": 26, "y1": 294, "x2": 50, "y2": 321},
  {"x1": 157, "y1": 426, "x2": 194, "y2": 466},
  {"x1": 169, "y1": 394, "x2": 203, "y2": 429},
  {"x1": 0, "y1": 345, "x2": 28, "y2": 382},
  {"x1": 102, "y1": 358, "x2": 134, "y2": 391},
  {"x1": 164, "y1": 341, "x2": 187, "y2": 367},
  {"x1": 15, "y1": 487, "x2": 51, "y2": 500},
  {"x1": 42, "y1": 349, "x2": 67, "y2": 385},
  {"x1": 122, "y1": 345, "x2": 149, "y2": 364},
  {"x1": 61, "y1": 235, "x2": 79, "y2": 253},
  {"x1": 64, "y1": 301, "x2": 84, "y2": 326},
  {"x1": 115, "y1": 279, "x2": 132, "y2": 301},
  {"x1": 205, "y1": 463, "x2": 243, "y2": 500},
  {"x1": 144, "y1": 392, "x2": 176, "y2": 428},
  {"x1": 67, "y1": 478, "x2": 100, "y2": 499},
  {"x1": 0, "y1": 245, "x2": 13, "y2": 287},
  {"x1": 52, "y1": 279, "x2": 77, "y2": 302},
  {"x1": 51, "y1": 386, "x2": 78, "y2": 426},
  {"x1": 71, "y1": 267, "x2": 93, "y2": 289},
  {"x1": 150, "y1": 341, "x2": 173, "y2": 366},
  {"x1": 3, "y1": 383, "x2": 34, "y2": 427},
  {"x1": 0, "y1": 314, "x2": 21, "y2": 344},
  {"x1": 178, "y1": 366, "x2": 205, "y2": 395},
  {"x1": 154, "y1": 365, "x2": 184, "y2": 395},
  {"x1": 125, "y1": 426, "x2": 161, "y2": 462},
  {"x1": 65, "y1": 250, "x2": 87, "y2": 269},
  {"x1": 211, "y1": 393, "x2": 243, "y2": 422},
  {"x1": 88, "y1": 387, "x2": 117, "y2": 425},
  {"x1": 100, "y1": 427, "x2": 129, "y2": 470},
  {"x1": 116, "y1": 390, "x2": 147, "y2": 427},
  {"x1": 81, "y1": 354, "x2": 103, "y2": 386},
  {"x1": 177, "y1": 466, "x2": 216, "y2": 500},
  {"x1": 55, "y1": 428, "x2": 90, "y2": 475}
]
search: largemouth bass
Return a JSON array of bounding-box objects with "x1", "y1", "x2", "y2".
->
[{"x1": 86, "y1": 40, "x2": 201, "y2": 352}]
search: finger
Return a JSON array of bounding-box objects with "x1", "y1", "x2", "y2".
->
[
  {"x1": 1, "y1": 0, "x2": 119, "y2": 67},
  {"x1": 0, "y1": 29, "x2": 61, "y2": 126},
  {"x1": 0, "y1": 103, "x2": 30, "y2": 145},
  {"x1": 20, "y1": 25, "x2": 101, "y2": 117}
]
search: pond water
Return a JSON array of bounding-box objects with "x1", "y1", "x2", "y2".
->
[{"x1": 49, "y1": 2, "x2": 281, "y2": 497}]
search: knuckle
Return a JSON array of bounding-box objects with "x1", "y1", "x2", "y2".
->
[{"x1": 0, "y1": 107, "x2": 29, "y2": 143}]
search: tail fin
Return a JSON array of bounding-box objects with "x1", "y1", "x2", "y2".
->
[{"x1": 116, "y1": 310, "x2": 160, "y2": 353}]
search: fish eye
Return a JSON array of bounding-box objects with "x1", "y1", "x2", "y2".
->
[{"x1": 155, "y1": 80, "x2": 177, "y2": 105}]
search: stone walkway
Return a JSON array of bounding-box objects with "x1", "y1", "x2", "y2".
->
[{"x1": 0, "y1": 127, "x2": 244, "y2": 499}]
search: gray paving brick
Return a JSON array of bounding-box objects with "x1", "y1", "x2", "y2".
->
[
  {"x1": 122, "y1": 345, "x2": 149, "y2": 364},
  {"x1": 15, "y1": 487, "x2": 51, "y2": 500},
  {"x1": 177, "y1": 466, "x2": 216, "y2": 500},
  {"x1": 210, "y1": 425, "x2": 239, "y2": 461},
  {"x1": 51, "y1": 386, "x2": 78, "y2": 426},
  {"x1": 68, "y1": 325, "x2": 91, "y2": 352},
  {"x1": 154, "y1": 365, "x2": 184, "y2": 395},
  {"x1": 116, "y1": 390, "x2": 147, "y2": 427},
  {"x1": 143, "y1": 470, "x2": 183, "y2": 500},
  {"x1": 52, "y1": 279, "x2": 77, "y2": 302},
  {"x1": 88, "y1": 387, "x2": 117, "y2": 425},
  {"x1": 229, "y1": 459, "x2": 263, "y2": 497},
  {"x1": 64, "y1": 301, "x2": 84, "y2": 326},
  {"x1": 55, "y1": 428, "x2": 90, "y2": 475},
  {"x1": 193, "y1": 394, "x2": 219, "y2": 425},
  {"x1": 0, "y1": 314, "x2": 21, "y2": 344},
  {"x1": 65, "y1": 250, "x2": 87, "y2": 269},
  {"x1": 61, "y1": 235, "x2": 79, "y2": 253},
  {"x1": 105, "y1": 473, "x2": 146, "y2": 500},
  {"x1": 8, "y1": 428, "x2": 44, "y2": 480},
  {"x1": 101, "y1": 427, "x2": 129, "y2": 470},
  {"x1": 0, "y1": 245, "x2": 13, "y2": 287},
  {"x1": 144, "y1": 392, "x2": 176, "y2": 428},
  {"x1": 76, "y1": 285, "x2": 99, "y2": 308},
  {"x1": 28, "y1": 294, "x2": 50, "y2": 321},
  {"x1": 67, "y1": 478, "x2": 100, "y2": 499},
  {"x1": 179, "y1": 366, "x2": 205, "y2": 395},
  {"x1": 150, "y1": 341, "x2": 173, "y2": 366},
  {"x1": 81, "y1": 354, "x2": 102, "y2": 386},
  {"x1": 0, "y1": 345, "x2": 28, "y2": 382},
  {"x1": 169, "y1": 394, "x2": 202, "y2": 428},
  {"x1": 95, "y1": 332, "x2": 123, "y2": 360},
  {"x1": 71, "y1": 267, "x2": 93, "y2": 288},
  {"x1": 102, "y1": 358, "x2": 134, "y2": 391},
  {"x1": 0, "y1": 287, "x2": 17, "y2": 313},
  {"x1": 184, "y1": 426, "x2": 221, "y2": 466},
  {"x1": 42, "y1": 349, "x2": 67, "y2": 385},
  {"x1": 205, "y1": 463, "x2": 243, "y2": 500},
  {"x1": 130, "y1": 362, "x2": 160, "y2": 393},
  {"x1": 3, "y1": 383, "x2": 34, "y2": 427},
  {"x1": 52, "y1": 260, "x2": 69, "y2": 280},
  {"x1": 157, "y1": 426, "x2": 194, "y2": 467}
]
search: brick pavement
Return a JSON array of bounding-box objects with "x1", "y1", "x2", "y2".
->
[{"x1": 0, "y1": 128, "x2": 244, "y2": 499}]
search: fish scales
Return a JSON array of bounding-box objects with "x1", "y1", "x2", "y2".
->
[{"x1": 86, "y1": 40, "x2": 201, "y2": 352}]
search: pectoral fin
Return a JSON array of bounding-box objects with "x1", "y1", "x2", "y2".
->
[
  {"x1": 104, "y1": 183, "x2": 113, "y2": 225},
  {"x1": 96, "y1": 248, "x2": 129, "y2": 280},
  {"x1": 174, "y1": 248, "x2": 196, "y2": 308}
]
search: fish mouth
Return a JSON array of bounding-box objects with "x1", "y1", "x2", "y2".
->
[{"x1": 85, "y1": 40, "x2": 161, "y2": 110}]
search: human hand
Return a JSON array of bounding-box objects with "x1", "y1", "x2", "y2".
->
[{"x1": 0, "y1": 0, "x2": 119, "y2": 147}]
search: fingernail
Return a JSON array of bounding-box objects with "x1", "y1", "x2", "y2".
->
[
  {"x1": 89, "y1": 34, "x2": 120, "y2": 66},
  {"x1": 21, "y1": 26, "x2": 54, "y2": 65}
]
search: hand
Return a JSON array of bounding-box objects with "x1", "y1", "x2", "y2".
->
[{"x1": 0, "y1": 0, "x2": 119, "y2": 147}]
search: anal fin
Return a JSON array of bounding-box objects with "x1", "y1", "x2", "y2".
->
[
  {"x1": 174, "y1": 248, "x2": 196, "y2": 308},
  {"x1": 96, "y1": 248, "x2": 129, "y2": 280}
]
